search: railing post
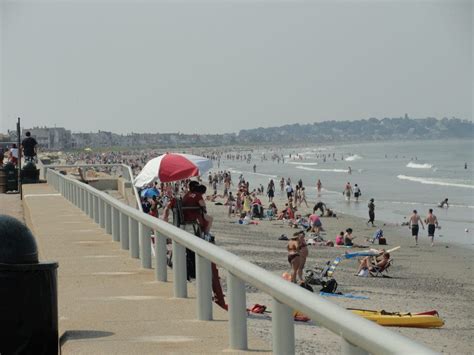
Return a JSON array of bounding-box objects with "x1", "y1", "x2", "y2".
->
[
  {"x1": 341, "y1": 339, "x2": 369, "y2": 355},
  {"x1": 69, "y1": 184, "x2": 74, "y2": 203},
  {"x1": 155, "y1": 232, "x2": 167, "y2": 282},
  {"x1": 80, "y1": 189, "x2": 84, "y2": 212},
  {"x1": 139, "y1": 223, "x2": 152, "y2": 269},
  {"x1": 112, "y1": 207, "x2": 120, "y2": 242},
  {"x1": 105, "y1": 203, "x2": 112, "y2": 235},
  {"x1": 99, "y1": 198, "x2": 105, "y2": 228},
  {"x1": 73, "y1": 185, "x2": 77, "y2": 205},
  {"x1": 88, "y1": 192, "x2": 94, "y2": 219},
  {"x1": 172, "y1": 241, "x2": 187, "y2": 298},
  {"x1": 129, "y1": 217, "x2": 139, "y2": 258},
  {"x1": 196, "y1": 255, "x2": 212, "y2": 321},
  {"x1": 228, "y1": 272, "x2": 247, "y2": 350},
  {"x1": 272, "y1": 297, "x2": 295, "y2": 355},
  {"x1": 84, "y1": 190, "x2": 89, "y2": 215},
  {"x1": 93, "y1": 196, "x2": 99, "y2": 224},
  {"x1": 120, "y1": 212, "x2": 129, "y2": 250}
]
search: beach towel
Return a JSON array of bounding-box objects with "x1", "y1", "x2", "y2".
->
[{"x1": 320, "y1": 292, "x2": 369, "y2": 300}]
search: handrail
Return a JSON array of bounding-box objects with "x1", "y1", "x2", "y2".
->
[
  {"x1": 46, "y1": 168, "x2": 435, "y2": 355},
  {"x1": 41, "y1": 163, "x2": 142, "y2": 212}
]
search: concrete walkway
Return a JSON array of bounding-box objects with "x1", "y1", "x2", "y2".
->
[{"x1": 22, "y1": 184, "x2": 270, "y2": 354}]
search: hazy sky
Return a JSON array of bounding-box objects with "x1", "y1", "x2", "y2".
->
[{"x1": 1, "y1": 0, "x2": 472, "y2": 134}]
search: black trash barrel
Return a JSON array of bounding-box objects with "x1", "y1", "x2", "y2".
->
[
  {"x1": 4, "y1": 162, "x2": 18, "y2": 191},
  {"x1": 0, "y1": 215, "x2": 59, "y2": 354}
]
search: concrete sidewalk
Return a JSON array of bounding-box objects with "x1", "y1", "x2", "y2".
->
[{"x1": 22, "y1": 184, "x2": 270, "y2": 354}]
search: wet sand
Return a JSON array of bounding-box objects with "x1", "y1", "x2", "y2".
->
[{"x1": 206, "y1": 192, "x2": 473, "y2": 354}]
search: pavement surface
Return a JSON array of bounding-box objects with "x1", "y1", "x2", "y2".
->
[
  {"x1": 20, "y1": 184, "x2": 270, "y2": 354},
  {"x1": 0, "y1": 192, "x2": 24, "y2": 222}
]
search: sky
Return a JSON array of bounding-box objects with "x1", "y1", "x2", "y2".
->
[{"x1": 0, "y1": 0, "x2": 472, "y2": 134}]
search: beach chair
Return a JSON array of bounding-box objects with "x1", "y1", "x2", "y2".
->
[
  {"x1": 368, "y1": 229, "x2": 383, "y2": 244},
  {"x1": 370, "y1": 258, "x2": 393, "y2": 278},
  {"x1": 326, "y1": 256, "x2": 342, "y2": 278}
]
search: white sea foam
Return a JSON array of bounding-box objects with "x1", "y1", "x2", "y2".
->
[
  {"x1": 295, "y1": 166, "x2": 348, "y2": 173},
  {"x1": 287, "y1": 162, "x2": 318, "y2": 166},
  {"x1": 390, "y1": 200, "x2": 474, "y2": 209},
  {"x1": 397, "y1": 175, "x2": 474, "y2": 189},
  {"x1": 406, "y1": 162, "x2": 432, "y2": 169},
  {"x1": 345, "y1": 154, "x2": 362, "y2": 161}
]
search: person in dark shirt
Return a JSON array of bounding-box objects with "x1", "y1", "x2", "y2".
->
[
  {"x1": 313, "y1": 201, "x2": 326, "y2": 216},
  {"x1": 182, "y1": 181, "x2": 213, "y2": 237},
  {"x1": 367, "y1": 198, "x2": 375, "y2": 226},
  {"x1": 21, "y1": 132, "x2": 38, "y2": 161}
]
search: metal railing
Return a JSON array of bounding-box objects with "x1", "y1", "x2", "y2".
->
[
  {"x1": 41, "y1": 163, "x2": 142, "y2": 212},
  {"x1": 46, "y1": 168, "x2": 435, "y2": 355}
]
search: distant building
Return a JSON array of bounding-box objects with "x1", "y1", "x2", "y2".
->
[{"x1": 23, "y1": 126, "x2": 72, "y2": 150}]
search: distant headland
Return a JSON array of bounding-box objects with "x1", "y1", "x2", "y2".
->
[{"x1": 1, "y1": 116, "x2": 472, "y2": 150}]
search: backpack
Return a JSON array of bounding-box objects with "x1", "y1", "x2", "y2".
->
[
  {"x1": 320, "y1": 279, "x2": 338, "y2": 293},
  {"x1": 378, "y1": 237, "x2": 387, "y2": 245}
]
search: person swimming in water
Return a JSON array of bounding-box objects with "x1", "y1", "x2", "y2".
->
[{"x1": 438, "y1": 198, "x2": 449, "y2": 208}]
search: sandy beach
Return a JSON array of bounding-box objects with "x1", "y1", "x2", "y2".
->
[{"x1": 204, "y1": 191, "x2": 473, "y2": 354}]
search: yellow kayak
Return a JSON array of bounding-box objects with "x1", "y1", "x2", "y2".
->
[{"x1": 349, "y1": 308, "x2": 444, "y2": 328}]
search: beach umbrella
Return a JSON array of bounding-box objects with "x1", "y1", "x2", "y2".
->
[
  {"x1": 134, "y1": 153, "x2": 213, "y2": 187},
  {"x1": 140, "y1": 187, "x2": 159, "y2": 199}
]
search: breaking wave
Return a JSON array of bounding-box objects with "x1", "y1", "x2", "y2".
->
[
  {"x1": 397, "y1": 175, "x2": 474, "y2": 189},
  {"x1": 406, "y1": 162, "x2": 432, "y2": 169},
  {"x1": 287, "y1": 162, "x2": 318, "y2": 166},
  {"x1": 345, "y1": 155, "x2": 362, "y2": 161},
  {"x1": 295, "y1": 166, "x2": 349, "y2": 173}
]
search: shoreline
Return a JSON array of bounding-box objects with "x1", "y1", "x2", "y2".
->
[{"x1": 204, "y1": 188, "x2": 473, "y2": 353}]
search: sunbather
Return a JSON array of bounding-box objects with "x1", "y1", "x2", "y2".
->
[{"x1": 356, "y1": 252, "x2": 390, "y2": 277}]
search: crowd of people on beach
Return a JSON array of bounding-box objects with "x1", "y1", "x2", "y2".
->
[{"x1": 57, "y1": 147, "x2": 448, "y2": 285}]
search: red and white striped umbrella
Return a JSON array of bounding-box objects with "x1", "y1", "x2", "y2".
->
[{"x1": 134, "y1": 153, "x2": 213, "y2": 187}]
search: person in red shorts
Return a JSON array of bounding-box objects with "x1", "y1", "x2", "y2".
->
[{"x1": 182, "y1": 181, "x2": 213, "y2": 238}]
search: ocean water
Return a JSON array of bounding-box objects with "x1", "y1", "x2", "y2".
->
[{"x1": 218, "y1": 139, "x2": 474, "y2": 246}]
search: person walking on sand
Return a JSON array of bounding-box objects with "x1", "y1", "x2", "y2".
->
[
  {"x1": 409, "y1": 210, "x2": 424, "y2": 246},
  {"x1": 316, "y1": 179, "x2": 322, "y2": 195},
  {"x1": 298, "y1": 187, "x2": 309, "y2": 208},
  {"x1": 425, "y1": 209, "x2": 439, "y2": 247},
  {"x1": 267, "y1": 179, "x2": 275, "y2": 202},
  {"x1": 280, "y1": 177, "x2": 285, "y2": 193},
  {"x1": 367, "y1": 198, "x2": 375, "y2": 226}
]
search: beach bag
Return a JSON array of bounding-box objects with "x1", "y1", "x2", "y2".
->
[
  {"x1": 300, "y1": 282, "x2": 314, "y2": 293},
  {"x1": 378, "y1": 237, "x2": 387, "y2": 245},
  {"x1": 320, "y1": 279, "x2": 338, "y2": 293}
]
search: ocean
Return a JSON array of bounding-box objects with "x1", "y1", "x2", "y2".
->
[{"x1": 218, "y1": 139, "x2": 474, "y2": 246}]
